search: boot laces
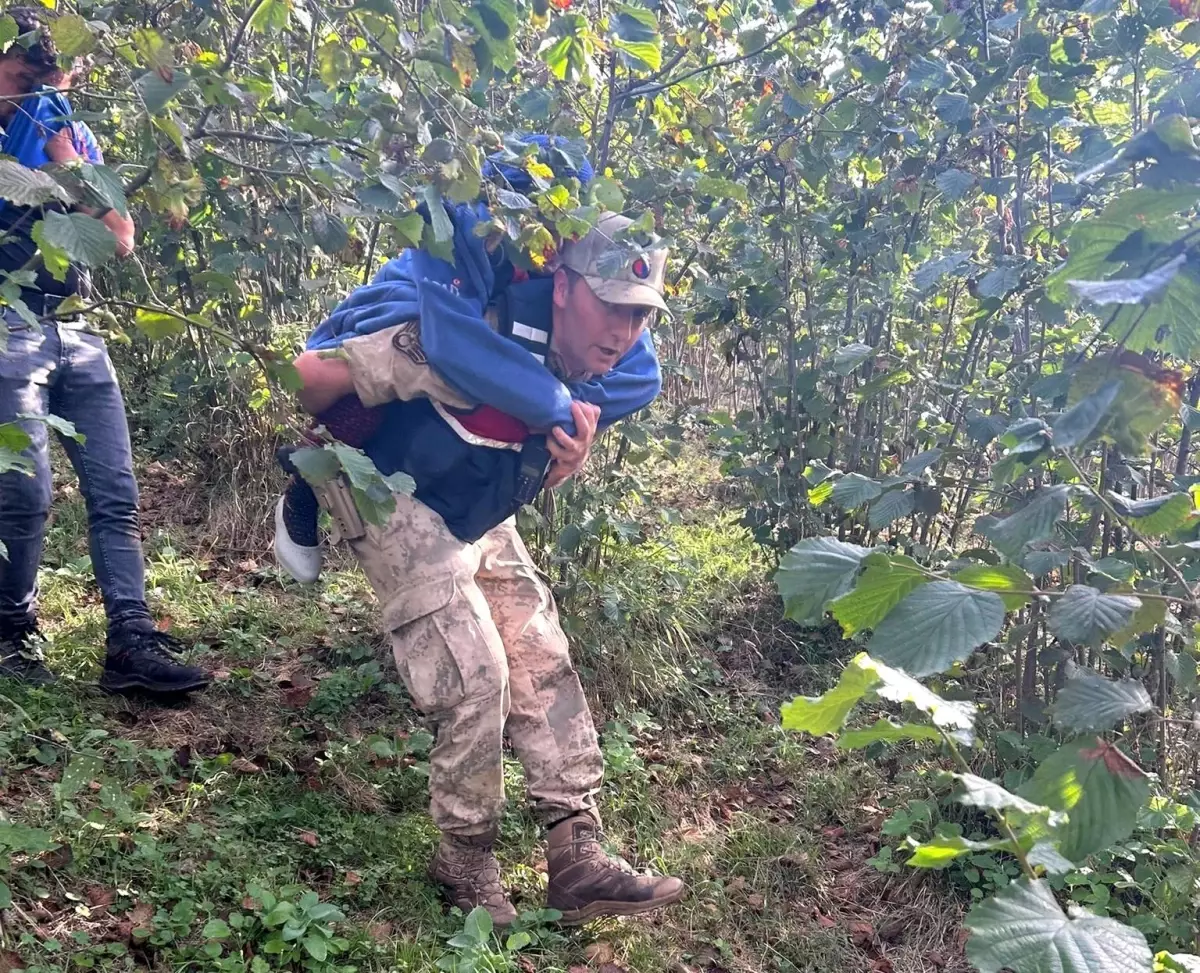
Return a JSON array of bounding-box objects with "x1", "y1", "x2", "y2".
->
[
  {"x1": 118, "y1": 628, "x2": 185, "y2": 663},
  {"x1": 441, "y1": 843, "x2": 507, "y2": 902},
  {"x1": 1, "y1": 622, "x2": 46, "y2": 659},
  {"x1": 572, "y1": 826, "x2": 636, "y2": 874}
]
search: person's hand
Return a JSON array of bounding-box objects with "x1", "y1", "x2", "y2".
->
[{"x1": 544, "y1": 401, "x2": 600, "y2": 489}]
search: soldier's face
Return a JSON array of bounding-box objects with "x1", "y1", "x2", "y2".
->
[
  {"x1": 552, "y1": 269, "x2": 652, "y2": 377},
  {"x1": 0, "y1": 55, "x2": 42, "y2": 120}
]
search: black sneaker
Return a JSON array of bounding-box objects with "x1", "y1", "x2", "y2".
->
[
  {"x1": 0, "y1": 621, "x2": 56, "y2": 686},
  {"x1": 101, "y1": 624, "x2": 209, "y2": 694}
]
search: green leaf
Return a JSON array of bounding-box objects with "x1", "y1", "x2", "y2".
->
[
  {"x1": 250, "y1": 0, "x2": 291, "y2": 32},
  {"x1": 302, "y1": 935, "x2": 328, "y2": 962},
  {"x1": 837, "y1": 719, "x2": 942, "y2": 750},
  {"x1": 831, "y1": 473, "x2": 882, "y2": 509},
  {"x1": 775, "y1": 537, "x2": 871, "y2": 625},
  {"x1": 26, "y1": 413, "x2": 84, "y2": 444},
  {"x1": 39, "y1": 211, "x2": 116, "y2": 267},
  {"x1": 290, "y1": 446, "x2": 341, "y2": 488},
  {"x1": 134, "y1": 70, "x2": 193, "y2": 115},
  {"x1": 695, "y1": 175, "x2": 747, "y2": 203},
  {"x1": 781, "y1": 657, "x2": 880, "y2": 736},
  {"x1": 1068, "y1": 356, "x2": 1180, "y2": 456},
  {"x1": 463, "y1": 905, "x2": 493, "y2": 943},
  {"x1": 977, "y1": 486, "x2": 1071, "y2": 560},
  {"x1": 1052, "y1": 381, "x2": 1121, "y2": 450},
  {"x1": 30, "y1": 220, "x2": 70, "y2": 283},
  {"x1": 1027, "y1": 840, "x2": 1075, "y2": 875},
  {"x1": 133, "y1": 308, "x2": 186, "y2": 340},
  {"x1": 829, "y1": 554, "x2": 929, "y2": 637},
  {"x1": 0, "y1": 160, "x2": 72, "y2": 207},
  {"x1": 310, "y1": 211, "x2": 349, "y2": 255},
  {"x1": 965, "y1": 878, "x2": 1153, "y2": 973},
  {"x1": 1022, "y1": 739, "x2": 1151, "y2": 861},
  {"x1": 422, "y1": 186, "x2": 454, "y2": 262},
  {"x1": 1047, "y1": 187, "x2": 1200, "y2": 305},
  {"x1": 1047, "y1": 585, "x2": 1141, "y2": 645},
  {"x1": 1069, "y1": 252, "x2": 1187, "y2": 306},
  {"x1": 913, "y1": 250, "x2": 972, "y2": 293},
  {"x1": 0, "y1": 880, "x2": 10, "y2": 910},
  {"x1": 203, "y1": 919, "x2": 233, "y2": 940},
  {"x1": 1108, "y1": 491, "x2": 1196, "y2": 536},
  {"x1": 1051, "y1": 668, "x2": 1153, "y2": 731},
  {"x1": 831, "y1": 342, "x2": 874, "y2": 375},
  {"x1": 58, "y1": 753, "x2": 103, "y2": 799},
  {"x1": 610, "y1": 6, "x2": 661, "y2": 71},
  {"x1": 976, "y1": 264, "x2": 1024, "y2": 299},
  {"x1": 1160, "y1": 955, "x2": 1200, "y2": 973},
  {"x1": 393, "y1": 211, "x2": 425, "y2": 250},
  {"x1": 952, "y1": 564, "x2": 1033, "y2": 611},
  {"x1": 907, "y1": 834, "x2": 1004, "y2": 868},
  {"x1": 866, "y1": 581, "x2": 1006, "y2": 677},
  {"x1": 868, "y1": 488, "x2": 916, "y2": 530},
  {"x1": 867, "y1": 655, "x2": 976, "y2": 730},
  {"x1": 900, "y1": 449, "x2": 943, "y2": 476},
  {"x1": 50, "y1": 13, "x2": 96, "y2": 57},
  {"x1": 935, "y1": 168, "x2": 976, "y2": 200},
  {"x1": 955, "y1": 773, "x2": 1053, "y2": 817},
  {"x1": 1113, "y1": 268, "x2": 1200, "y2": 360}
]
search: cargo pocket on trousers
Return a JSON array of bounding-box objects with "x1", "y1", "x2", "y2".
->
[{"x1": 383, "y1": 576, "x2": 468, "y2": 716}]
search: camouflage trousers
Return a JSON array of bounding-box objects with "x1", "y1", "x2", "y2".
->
[{"x1": 319, "y1": 481, "x2": 603, "y2": 837}]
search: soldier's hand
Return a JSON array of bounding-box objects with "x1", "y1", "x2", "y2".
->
[{"x1": 545, "y1": 401, "x2": 600, "y2": 490}]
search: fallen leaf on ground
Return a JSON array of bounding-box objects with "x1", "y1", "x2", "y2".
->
[
  {"x1": 85, "y1": 886, "x2": 116, "y2": 909},
  {"x1": 584, "y1": 942, "x2": 615, "y2": 964}
]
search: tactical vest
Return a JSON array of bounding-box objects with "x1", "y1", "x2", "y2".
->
[{"x1": 362, "y1": 276, "x2": 557, "y2": 544}]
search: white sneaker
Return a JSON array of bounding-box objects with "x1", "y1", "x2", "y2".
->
[{"x1": 273, "y1": 495, "x2": 323, "y2": 584}]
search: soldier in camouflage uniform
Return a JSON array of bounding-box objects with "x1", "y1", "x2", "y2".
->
[{"x1": 290, "y1": 217, "x2": 685, "y2": 926}]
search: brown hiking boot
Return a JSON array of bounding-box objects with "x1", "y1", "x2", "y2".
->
[
  {"x1": 546, "y1": 815, "x2": 686, "y2": 925},
  {"x1": 429, "y1": 831, "x2": 518, "y2": 927}
]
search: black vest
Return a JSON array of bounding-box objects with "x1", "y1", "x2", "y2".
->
[{"x1": 362, "y1": 276, "x2": 556, "y2": 543}]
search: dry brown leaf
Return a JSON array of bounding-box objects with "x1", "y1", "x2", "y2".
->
[
  {"x1": 584, "y1": 942, "x2": 615, "y2": 965},
  {"x1": 85, "y1": 886, "x2": 116, "y2": 909},
  {"x1": 368, "y1": 922, "x2": 394, "y2": 942}
]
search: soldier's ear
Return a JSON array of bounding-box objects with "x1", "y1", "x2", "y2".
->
[{"x1": 552, "y1": 267, "x2": 571, "y2": 309}]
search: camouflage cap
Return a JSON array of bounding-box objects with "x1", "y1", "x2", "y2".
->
[{"x1": 559, "y1": 213, "x2": 668, "y2": 313}]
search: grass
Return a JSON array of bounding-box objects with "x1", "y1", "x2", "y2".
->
[{"x1": 0, "y1": 451, "x2": 972, "y2": 973}]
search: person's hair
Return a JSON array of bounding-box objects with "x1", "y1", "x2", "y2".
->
[{"x1": 2, "y1": 7, "x2": 58, "y2": 79}]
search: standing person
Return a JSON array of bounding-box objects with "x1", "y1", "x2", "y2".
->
[
  {"x1": 0, "y1": 7, "x2": 209, "y2": 694},
  {"x1": 288, "y1": 172, "x2": 685, "y2": 925}
]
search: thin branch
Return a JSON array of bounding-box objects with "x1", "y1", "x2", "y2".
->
[{"x1": 617, "y1": 1, "x2": 829, "y2": 103}]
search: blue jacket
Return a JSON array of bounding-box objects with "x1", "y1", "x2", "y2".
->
[
  {"x1": 0, "y1": 88, "x2": 89, "y2": 312},
  {"x1": 306, "y1": 197, "x2": 662, "y2": 542}
]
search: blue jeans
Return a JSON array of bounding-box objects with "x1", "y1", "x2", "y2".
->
[{"x1": 0, "y1": 320, "x2": 150, "y2": 632}]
